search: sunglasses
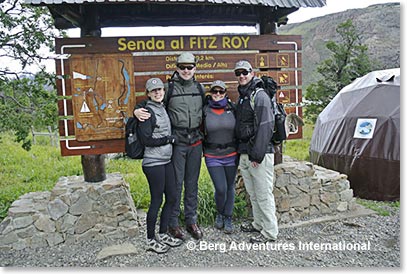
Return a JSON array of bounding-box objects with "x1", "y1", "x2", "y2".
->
[
  {"x1": 210, "y1": 89, "x2": 226, "y2": 95},
  {"x1": 235, "y1": 70, "x2": 250, "y2": 77},
  {"x1": 178, "y1": 65, "x2": 195, "y2": 71}
]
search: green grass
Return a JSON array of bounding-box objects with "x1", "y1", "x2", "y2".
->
[
  {"x1": 0, "y1": 132, "x2": 248, "y2": 224},
  {"x1": 284, "y1": 122, "x2": 314, "y2": 161},
  {"x1": 0, "y1": 133, "x2": 82, "y2": 218},
  {"x1": 356, "y1": 199, "x2": 400, "y2": 216}
]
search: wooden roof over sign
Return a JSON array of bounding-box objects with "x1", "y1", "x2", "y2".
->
[
  {"x1": 25, "y1": 0, "x2": 326, "y2": 7},
  {"x1": 24, "y1": 0, "x2": 326, "y2": 34}
]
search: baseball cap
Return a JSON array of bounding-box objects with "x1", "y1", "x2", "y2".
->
[
  {"x1": 177, "y1": 52, "x2": 196, "y2": 64},
  {"x1": 234, "y1": 60, "x2": 253, "y2": 71},
  {"x1": 210, "y1": 80, "x2": 227, "y2": 90},
  {"x1": 145, "y1": 78, "x2": 164, "y2": 92}
]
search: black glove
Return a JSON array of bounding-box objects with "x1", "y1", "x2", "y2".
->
[{"x1": 166, "y1": 135, "x2": 177, "y2": 144}]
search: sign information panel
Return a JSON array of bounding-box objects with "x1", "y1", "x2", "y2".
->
[
  {"x1": 55, "y1": 34, "x2": 302, "y2": 156},
  {"x1": 70, "y1": 54, "x2": 135, "y2": 141}
]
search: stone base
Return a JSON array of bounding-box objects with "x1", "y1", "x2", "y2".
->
[
  {"x1": 0, "y1": 173, "x2": 139, "y2": 251},
  {"x1": 236, "y1": 158, "x2": 358, "y2": 224}
]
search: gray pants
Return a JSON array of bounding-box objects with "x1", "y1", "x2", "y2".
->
[
  {"x1": 239, "y1": 153, "x2": 279, "y2": 240},
  {"x1": 169, "y1": 144, "x2": 202, "y2": 227}
]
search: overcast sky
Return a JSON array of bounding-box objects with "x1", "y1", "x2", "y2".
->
[
  {"x1": 288, "y1": 0, "x2": 400, "y2": 23},
  {"x1": 67, "y1": 0, "x2": 400, "y2": 37}
]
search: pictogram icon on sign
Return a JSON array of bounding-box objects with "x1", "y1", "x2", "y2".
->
[
  {"x1": 277, "y1": 72, "x2": 290, "y2": 85},
  {"x1": 278, "y1": 90, "x2": 290, "y2": 104},
  {"x1": 255, "y1": 54, "x2": 269, "y2": 68},
  {"x1": 80, "y1": 101, "x2": 91, "y2": 113},
  {"x1": 277, "y1": 54, "x2": 289, "y2": 67},
  {"x1": 73, "y1": 71, "x2": 91, "y2": 80}
]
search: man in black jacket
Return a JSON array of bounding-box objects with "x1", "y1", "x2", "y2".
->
[{"x1": 234, "y1": 60, "x2": 279, "y2": 243}]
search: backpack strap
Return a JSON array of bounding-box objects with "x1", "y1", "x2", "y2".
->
[
  {"x1": 165, "y1": 80, "x2": 175, "y2": 107},
  {"x1": 249, "y1": 87, "x2": 263, "y2": 110},
  {"x1": 165, "y1": 78, "x2": 205, "y2": 107}
]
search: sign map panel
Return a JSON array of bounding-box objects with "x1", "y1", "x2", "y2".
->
[
  {"x1": 55, "y1": 34, "x2": 302, "y2": 156},
  {"x1": 70, "y1": 55, "x2": 135, "y2": 141}
]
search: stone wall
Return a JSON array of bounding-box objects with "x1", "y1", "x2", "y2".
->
[
  {"x1": 0, "y1": 173, "x2": 139, "y2": 251},
  {"x1": 237, "y1": 160, "x2": 357, "y2": 224},
  {"x1": 1, "y1": 160, "x2": 358, "y2": 251}
]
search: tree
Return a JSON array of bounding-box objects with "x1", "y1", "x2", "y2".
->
[
  {"x1": 304, "y1": 19, "x2": 373, "y2": 123},
  {"x1": 0, "y1": 72, "x2": 57, "y2": 150},
  {"x1": 0, "y1": 0, "x2": 64, "y2": 150}
]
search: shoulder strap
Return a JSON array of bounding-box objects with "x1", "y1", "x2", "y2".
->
[
  {"x1": 196, "y1": 82, "x2": 205, "y2": 101},
  {"x1": 226, "y1": 98, "x2": 235, "y2": 112},
  {"x1": 249, "y1": 87, "x2": 263, "y2": 110},
  {"x1": 165, "y1": 79, "x2": 205, "y2": 105},
  {"x1": 144, "y1": 106, "x2": 157, "y2": 129},
  {"x1": 165, "y1": 80, "x2": 175, "y2": 106}
]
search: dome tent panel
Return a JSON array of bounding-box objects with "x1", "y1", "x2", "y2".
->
[{"x1": 309, "y1": 68, "x2": 400, "y2": 201}]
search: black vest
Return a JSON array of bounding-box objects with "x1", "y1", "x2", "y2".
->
[{"x1": 235, "y1": 93, "x2": 256, "y2": 143}]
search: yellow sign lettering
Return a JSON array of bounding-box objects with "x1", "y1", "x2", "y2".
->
[
  {"x1": 189, "y1": 36, "x2": 218, "y2": 49},
  {"x1": 117, "y1": 37, "x2": 165, "y2": 51},
  {"x1": 117, "y1": 38, "x2": 127, "y2": 51},
  {"x1": 222, "y1": 36, "x2": 250, "y2": 49},
  {"x1": 170, "y1": 37, "x2": 184, "y2": 50}
]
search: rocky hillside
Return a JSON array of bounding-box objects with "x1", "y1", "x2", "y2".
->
[{"x1": 278, "y1": 3, "x2": 400, "y2": 89}]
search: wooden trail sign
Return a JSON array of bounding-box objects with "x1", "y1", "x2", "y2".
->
[{"x1": 55, "y1": 34, "x2": 303, "y2": 156}]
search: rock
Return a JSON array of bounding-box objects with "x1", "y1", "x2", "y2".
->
[
  {"x1": 47, "y1": 198, "x2": 69, "y2": 221},
  {"x1": 34, "y1": 214, "x2": 56, "y2": 232},
  {"x1": 96, "y1": 243, "x2": 138, "y2": 260}
]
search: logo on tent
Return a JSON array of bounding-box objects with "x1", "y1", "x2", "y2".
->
[{"x1": 354, "y1": 118, "x2": 377, "y2": 139}]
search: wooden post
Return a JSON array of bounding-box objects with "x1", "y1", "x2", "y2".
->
[
  {"x1": 259, "y1": 17, "x2": 283, "y2": 165},
  {"x1": 273, "y1": 144, "x2": 283, "y2": 165},
  {"x1": 80, "y1": 8, "x2": 106, "y2": 183},
  {"x1": 81, "y1": 154, "x2": 106, "y2": 182}
]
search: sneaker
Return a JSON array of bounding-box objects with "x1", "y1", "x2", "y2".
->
[
  {"x1": 158, "y1": 233, "x2": 183, "y2": 247},
  {"x1": 249, "y1": 234, "x2": 276, "y2": 243},
  {"x1": 215, "y1": 214, "x2": 224, "y2": 230},
  {"x1": 223, "y1": 216, "x2": 234, "y2": 234},
  {"x1": 240, "y1": 222, "x2": 261, "y2": 233},
  {"x1": 146, "y1": 238, "x2": 170, "y2": 254}
]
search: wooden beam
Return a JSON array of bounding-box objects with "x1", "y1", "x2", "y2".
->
[
  {"x1": 48, "y1": 5, "x2": 83, "y2": 29},
  {"x1": 80, "y1": 5, "x2": 101, "y2": 37}
]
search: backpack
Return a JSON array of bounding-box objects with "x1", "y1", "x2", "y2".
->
[
  {"x1": 250, "y1": 76, "x2": 287, "y2": 144},
  {"x1": 125, "y1": 116, "x2": 144, "y2": 159}
]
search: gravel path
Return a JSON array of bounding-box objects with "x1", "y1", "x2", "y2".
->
[{"x1": 0, "y1": 206, "x2": 399, "y2": 267}]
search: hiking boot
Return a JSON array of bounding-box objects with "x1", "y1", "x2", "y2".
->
[
  {"x1": 240, "y1": 222, "x2": 261, "y2": 233},
  {"x1": 249, "y1": 234, "x2": 276, "y2": 243},
  {"x1": 168, "y1": 226, "x2": 186, "y2": 240},
  {"x1": 223, "y1": 216, "x2": 234, "y2": 234},
  {"x1": 158, "y1": 233, "x2": 183, "y2": 247},
  {"x1": 186, "y1": 223, "x2": 203, "y2": 240},
  {"x1": 214, "y1": 214, "x2": 224, "y2": 230},
  {"x1": 146, "y1": 238, "x2": 170, "y2": 254}
]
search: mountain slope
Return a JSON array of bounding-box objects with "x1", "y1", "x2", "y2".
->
[{"x1": 279, "y1": 3, "x2": 400, "y2": 89}]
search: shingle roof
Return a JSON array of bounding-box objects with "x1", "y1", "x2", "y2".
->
[{"x1": 24, "y1": 0, "x2": 326, "y2": 8}]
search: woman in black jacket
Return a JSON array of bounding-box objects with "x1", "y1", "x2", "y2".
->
[{"x1": 138, "y1": 78, "x2": 182, "y2": 254}]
